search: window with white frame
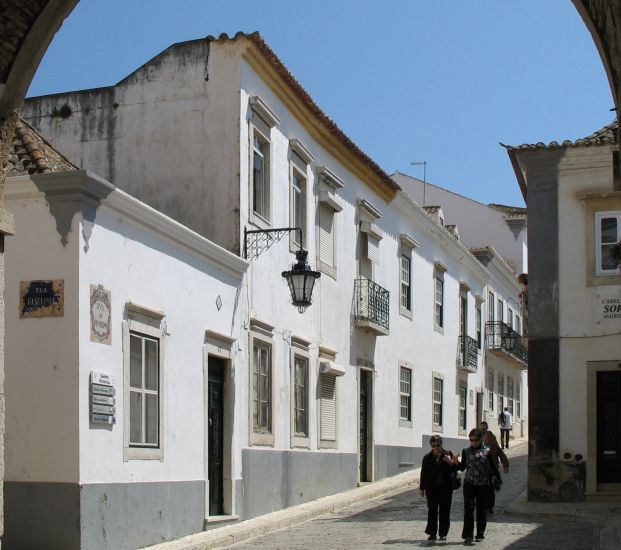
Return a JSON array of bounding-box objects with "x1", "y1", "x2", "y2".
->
[
  {"x1": 123, "y1": 304, "x2": 165, "y2": 461},
  {"x1": 487, "y1": 368, "x2": 495, "y2": 411},
  {"x1": 251, "y1": 130, "x2": 270, "y2": 222},
  {"x1": 508, "y1": 307, "x2": 514, "y2": 329},
  {"x1": 432, "y1": 376, "x2": 443, "y2": 427},
  {"x1": 515, "y1": 315, "x2": 521, "y2": 335},
  {"x1": 293, "y1": 354, "x2": 309, "y2": 439},
  {"x1": 318, "y1": 203, "x2": 336, "y2": 270},
  {"x1": 434, "y1": 268, "x2": 445, "y2": 331},
  {"x1": 516, "y1": 381, "x2": 521, "y2": 418},
  {"x1": 595, "y1": 211, "x2": 621, "y2": 275},
  {"x1": 290, "y1": 168, "x2": 307, "y2": 248},
  {"x1": 399, "y1": 366, "x2": 412, "y2": 424},
  {"x1": 507, "y1": 376, "x2": 515, "y2": 417},
  {"x1": 400, "y1": 254, "x2": 411, "y2": 311},
  {"x1": 488, "y1": 291, "x2": 495, "y2": 322},
  {"x1": 319, "y1": 373, "x2": 337, "y2": 447},
  {"x1": 497, "y1": 372, "x2": 505, "y2": 410},
  {"x1": 458, "y1": 382, "x2": 467, "y2": 432},
  {"x1": 497, "y1": 298, "x2": 504, "y2": 323},
  {"x1": 250, "y1": 322, "x2": 275, "y2": 446}
]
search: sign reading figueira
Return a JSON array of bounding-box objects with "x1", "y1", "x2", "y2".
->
[
  {"x1": 90, "y1": 371, "x2": 116, "y2": 426},
  {"x1": 19, "y1": 280, "x2": 64, "y2": 319}
]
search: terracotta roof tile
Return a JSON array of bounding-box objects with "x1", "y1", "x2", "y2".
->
[
  {"x1": 7, "y1": 116, "x2": 78, "y2": 177},
  {"x1": 487, "y1": 203, "x2": 527, "y2": 217},
  {"x1": 423, "y1": 205, "x2": 441, "y2": 213}
]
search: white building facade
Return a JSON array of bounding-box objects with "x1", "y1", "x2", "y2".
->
[{"x1": 15, "y1": 33, "x2": 526, "y2": 549}]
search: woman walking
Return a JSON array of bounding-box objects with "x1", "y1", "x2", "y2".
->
[
  {"x1": 455, "y1": 428, "x2": 501, "y2": 543},
  {"x1": 483, "y1": 429, "x2": 508, "y2": 514},
  {"x1": 419, "y1": 435, "x2": 458, "y2": 541}
]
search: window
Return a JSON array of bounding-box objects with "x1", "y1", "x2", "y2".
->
[
  {"x1": 487, "y1": 368, "x2": 495, "y2": 411},
  {"x1": 435, "y1": 276, "x2": 444, "y2": 329},
  {"x1": 432, "y1": 376, "x2": 443, "y2": 427},
  {"x1": 251, "y1": 131, "x2": 270, "y2": 221},
  {"x1": 290, "y1": 168, "x2": 307, "y2": 248},
  {"x1": 476, "y1": 304, "x2": 482, "y2": 349},
  {"x1": 497, "y1": 298, "x2": 504, "y2": 323},
  {"x1": 129, "y1": 332, "x2": 160, "y2": 448},
  {"x1": 458, "y1": 382, "x2": 467, "y2": 432},
  {"x1": 253, "y1": 342, "x2": 272, "y2": 434},
  {"x1": 515, "y1": 381, "x2": 520, "y2": 418},
  {"x1": 507, "y1": 376, "x2": 515, "y2": 417},
  {"x1": 399, "y1": 366, "x2": 412, "y2": 424},
  {"x1": 293, "y1": 355, "x2": 309, "y2": 438},
  {"x1": 249, "y1": 321, "x2": 274, "y2": 446},
  {"x1": 318, "y1": 203, "x2": 335, "y2": 271},
  {"x1": 123, "y1": 304, "x2": 165, "y2": 461},
  {"x1": 459, "y1": 293, "x2": 467, "y2": 336},
  {"x1": 400, "y1": 255, "x2": 411, "y2": 311},
  {"x1": 515, "y1": 315, "x2": 521, "y2": 335},
  {"x1": 497, "y1": 372, "x2": 505, "y2": 410},
  {"x1": 488, "y1": 291, "x2": 495, "y2": 322},
  {"x1": 508, "y1": 308, "x2": 514, "y2": 329},
  {"x1": 319, "y1": 373, "x2": 337, "y2": 447},
  {"x1": 595, "y1": 211, "x2": 621, "y2": 275}
]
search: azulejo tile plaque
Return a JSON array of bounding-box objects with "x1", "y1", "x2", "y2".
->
[
  {"x1": 19, "y1": 279, "x2": 64, "y2": 319},
  {"x1": 90, "y1": 284, "x2": 111, "y2": 344}
]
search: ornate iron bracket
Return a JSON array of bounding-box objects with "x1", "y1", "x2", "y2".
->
[{"x1": 244, "y1": 227, "x2": 303, "y2": 261}]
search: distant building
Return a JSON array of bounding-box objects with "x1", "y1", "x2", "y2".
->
[{"x1": 505, "y1": 121, "x2": 621, "y2": 501}]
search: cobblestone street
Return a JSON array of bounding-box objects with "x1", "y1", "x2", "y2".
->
[{"x1": 229, "y1": 441, "x2": 595, "y2": 549}]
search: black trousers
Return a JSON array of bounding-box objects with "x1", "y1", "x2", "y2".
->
[
  {"x1": 461, "y1": 482, "x2": 489, "y2": 539},
  {"x1": 425, "y1": 485, "x2": 453, "y2": 537},
  {"x1": 500, "y1": 428, "x2": 510, "y2": 448}
]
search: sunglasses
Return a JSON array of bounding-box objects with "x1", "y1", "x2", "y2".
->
[
  {"x1": 469, "y1": 438, "x2": 481, "y2": 442},
  {"x1": 431, "y1": 443, "x2": 442, "y2": 448}
]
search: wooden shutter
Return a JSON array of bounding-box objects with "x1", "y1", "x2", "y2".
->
[
  {"x1": 319, "y1": 204, "x2": 335, "y2": 267},
  {"x1": 319, "y1": 373, "x2": 337, "y2": 441}
]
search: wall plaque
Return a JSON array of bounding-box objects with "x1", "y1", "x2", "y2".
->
[
  {"x1": 19, "y1": 280, "x2": 64, "y2": 319},
  {"x1": 595, "y1": 290, "x2": 621, "y2": 330},
  {"x1": 90, "y1": 371, "x2": 116, "y2": 426},
  {"x1": 90, "y1": 284, "x2": 111, "y2": 344}
]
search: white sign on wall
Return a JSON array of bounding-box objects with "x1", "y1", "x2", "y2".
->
[
  {"x1": 595, "y1": 290, "x2": 621, "y2": 329},
  {"x1": 90, "y1": 284, "x2": 111, "y2": 345},
  {"x1": 90, "y1": 370, "x2": 116, "y2": 426}
]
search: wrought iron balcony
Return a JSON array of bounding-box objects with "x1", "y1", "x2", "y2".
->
[
  {"x1": 486, "y1": 322, "x2": 528, "y2": 367},
  {"x1": 459, "y1": 335, "x2": 479, "y2": 372},
  {"x1": 354, "y1": 278, "x2": 389, "y2": 335}
]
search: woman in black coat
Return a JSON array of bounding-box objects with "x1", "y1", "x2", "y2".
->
[{"x1": 419, "y1": 434, "x2": 458, "y2": 541}]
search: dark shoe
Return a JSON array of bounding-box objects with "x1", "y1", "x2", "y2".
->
[
  {"x1": 439, "y1": 536, "x2": 447, "y2": 540},
  {"x1": 464, "y1": 538, "x2": 473, "y2": 544},
  {"x1": 475, "y1": 534, "x2": 485, "y2": 541},
  {"x1": 428, "y1": 535, "x2": 437, "y2": 540}
]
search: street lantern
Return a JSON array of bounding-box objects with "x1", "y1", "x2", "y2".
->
[
  {"x1": 282, "y1": 249, "x2": 321, "y2": 313},
  {"x1": 244, "y1": 226, "x2": 321, "y2": 313},
  {"x1": 503, "y1": 330, "x2": 518, "y2": 351}
]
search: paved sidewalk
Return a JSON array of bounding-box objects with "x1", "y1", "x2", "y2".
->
[{"x1": 144, "y1": 439, "x2": 604, "y2": 550}]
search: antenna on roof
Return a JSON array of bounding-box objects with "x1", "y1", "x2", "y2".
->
[{"x1": 410, "y1": 161, "x2": 427, "y2": 206}]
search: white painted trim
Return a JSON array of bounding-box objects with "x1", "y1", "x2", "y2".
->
[
  {"x1": 249, "y1": 96, "x2": 280, "y2": 127},
  {"x1": 289, "y1": 138, "x2": 315, "y2": 164},
  {"x1": 316, "y1": 166, "x2": 345, "y2": 189}
]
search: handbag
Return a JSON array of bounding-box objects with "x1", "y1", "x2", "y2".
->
[{"x1": 451, "y1": 472, "x2": 462, "y2": 491}]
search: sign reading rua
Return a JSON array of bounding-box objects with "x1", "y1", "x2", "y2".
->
[
  {"x1": 90, "y1": 284, "x2": 111, "y2": 344},
  {"x1": 19, "y1": 280, "x2": 64, "y2": 319}
]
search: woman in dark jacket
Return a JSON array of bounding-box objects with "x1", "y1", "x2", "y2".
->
[
  {"x1": 455, "y1": 428, "x2": 501, "y2": 543},
  {"x1": 419, "y1": 435, "x2": 458, "y2": 541}
]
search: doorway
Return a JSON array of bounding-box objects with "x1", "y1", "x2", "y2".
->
[
  {"x1": 597, "y1": 370, "x2": 621, "y2": 485},
  {"x1": 359, "y1": 369, "x2": 373, "y2": 482},
  {"x1": 208, "y1": 357, "x2": 225, "y2": 516}
]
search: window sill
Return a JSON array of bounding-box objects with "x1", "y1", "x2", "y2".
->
[
  {"x1": 432, "y1": 424, "x2": 444, "y2": 433},
  {"x1": 458, "y1": 428, "x2": 467, "y2": 436},
  {"x1": 250, "y1": 432, "x2": 275, "y2": 447},
  {"x1": 124, "y1": 446, "x2": 164, "y2": 461},
  {"x1": 434, "y1": 324, "x2": 444, "y2": 335},
  {"x1": 399, "y1": 307, "x2": 413, "y2": 320},
  {"x1": 399, "y1": 419, "x2": 412, "y2": 428},
  {"x1": 319, "y1": 439, "x2": 337, "y2": 449},
  {"x1": 249, "y1": 211, "x2": 271, "y2": 230},
  {"x1": 318, "y1": 261, "x2": 336, "y2": 280},
  {"x1": 291, "y1": 436, "x2": 310, "y2": 449}
]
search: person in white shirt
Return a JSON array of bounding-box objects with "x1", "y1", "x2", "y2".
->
[{"x1": 498, "y1": 407, "x2": 513, "y2": 449}]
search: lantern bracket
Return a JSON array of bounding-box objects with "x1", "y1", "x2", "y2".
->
[{"x1": 244, "y1": 227, "x2": 303, "y2": 260}]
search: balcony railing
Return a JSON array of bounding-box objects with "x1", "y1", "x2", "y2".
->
[
  {"x1": 459, "y1": 335, "x2": 479, "y2": 372},
  {"x1": 354, "y1": 278, "x2": 389, "y2": 335},
  {"x1": 486, "y1": 322, "x2": 528, "y2": 366}
]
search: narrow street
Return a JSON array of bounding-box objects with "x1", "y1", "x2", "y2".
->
[{"x1": 229, "y1": 441, "x2": 595, "y2": 549}]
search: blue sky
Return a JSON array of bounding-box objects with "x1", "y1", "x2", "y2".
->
[{"x1": 27, "y1": 0, "x2": 613, "y2": 207}]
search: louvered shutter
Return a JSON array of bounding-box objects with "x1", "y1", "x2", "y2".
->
[
  {"x1": 319, "y1": 373, "x2": 337, "y2": 441},
  {"x1": 319, "y1": 204, "x2": 335, "y2": 267}
]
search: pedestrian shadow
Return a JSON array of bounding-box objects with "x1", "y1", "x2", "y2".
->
[{"x1": 382, "y1": 539, "x2": 433, "y2": 546}]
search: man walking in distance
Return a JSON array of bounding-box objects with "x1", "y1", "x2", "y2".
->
[{"x1": 498, "y1": 407, "x2": 513, "y2": 449}]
